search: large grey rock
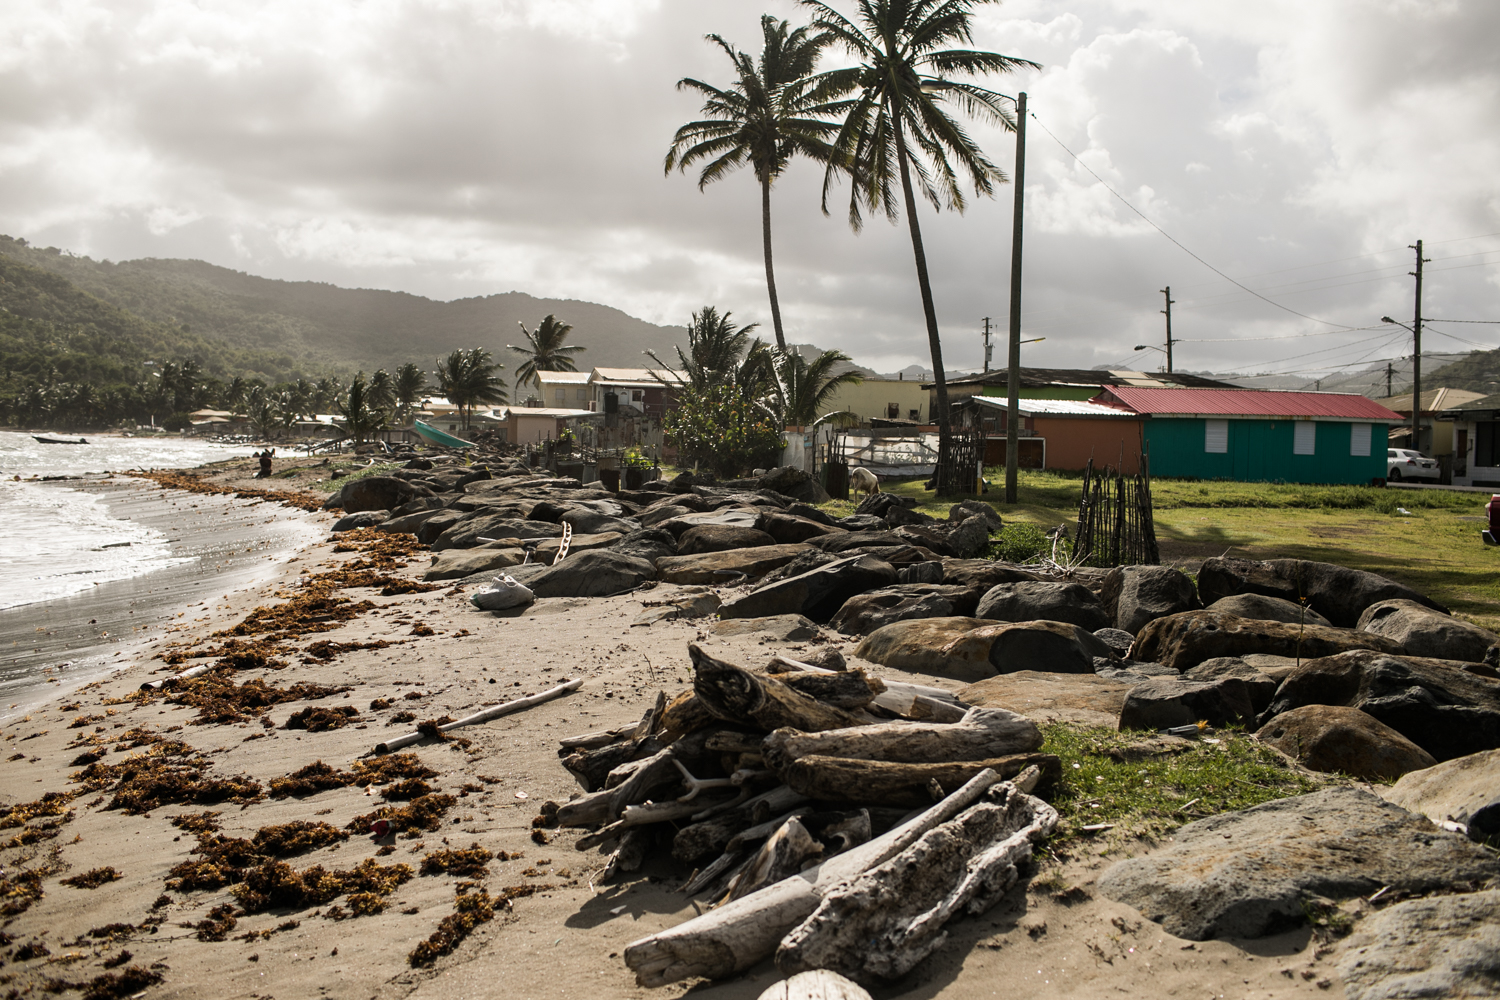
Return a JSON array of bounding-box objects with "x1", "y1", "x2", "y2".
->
[
  {"x1": 1382, "y1": 749, "x2": 1500, "y2": 841},
  {"x1": 829, "y1": 584, "x2": 982, "y2": 636},
  {"x1": 807, "y1": 530, "x2": 909, "y2": 554},
  {"x1": 1338, "y1": 890, "x2": 1500, "y2": 1000},
  {"x1": 941, "y1": 515, "x2": 994, "y2": 559},
  {"x1": 1097, "y1": 787, "x2": 1500, "y2": 941},
  {"x1": 677, "y1": 523, "x2": 778, "y2": 555},
  {"x1": 947, "y1": 499, "x2": 1003, "y2": 531},
  {"x1": 424, "y1": 544, "x2": 527, "y2": 581},
  {"x1": 331, "y1": 509, "x2": 388, "y2": 531},
  {"x1": 1132, "y1": 610, "x2": 1405, "y2": 672},
  {"x1": 657, "y1": 508, "x2": 764, "y2": 539},
  {"x1": 760, "y1": 511, "x2": 845, "y2": 544},
  {"x1": 1259, "y1": 649, "x2": 1500, "y2": 762},
  {"x1": 975, "y1": 580, "x2": 1110, "y2": 632},
  {"x1": 943, "y1": 620, "x2": 1117, "y2": 676},
  {"x1": 1100, "y1": 565, "x2": 1201, "y2": 634},
  {"x1": 1182, "y1": 657, "x2": 1280, "y2": 713},
  {"x1": 939, "y1": 559, "x2": 1039, "y2": 590},
  {"x1": 1255, "y1": 705, "x2": 1437, "y2": 780},
  {"x1": 378, "y1": 507, "x2": 449, "y2": 535},
  {"x1": 416, "y1": 510, "x2": 464, "y2": 545},
  {"x1": 897, "y1": 560, "x2": 945, "y2": 585},
  {"x1": 1117, "y1": 675, "x2": 1256, "y2": 730},
  {"x1": 720, "y1": 554, "x2": 899, "y2": 622},
  {"x1": 1205, "y1": 593, "x2": 1331, "y2": 627},
  {"x1": 961, "y1": 670, "x2": 1133, "y2": 727},
  {"x1": 756, "y1": 466, "x2": 831, "y2": 504},
  {"x1": 1357, "y1": 598, "x2": 1500, "y2": 662},
  {"x1": 610, "y1": 527, "x2": 678, "y2": 564},
  {"x1": 339, "y1": 475, "x2": 435, "y2": 513},
  {"x1": 854, "y1": 617, "x2": 995, "y2": 682},
  {"x1": 711, "y1": 614, "x2": 823, "y2": 641},
  {"x1": 389, "y1": 495, "x2": 448, "y2": 518},
  {"x1": 881, "y1": 504, "x2": 936, "y2": 528},
  {"x1": 523, "y1": 550, "x2": 654, "y2": 598},
  {"x1": 758, "y1": 547, "x2": 841, "y2": 586},
  {"x1": 1093, "y1": 628, "x2": 1136, "y2": 658},
  {"x1": 1196, "y1": 555, "x2": 1446, "y2": 628},
  {"x1": 655, "y1": 544, "x2": 812, "y2": 586},
  {"x1": 561, "y1": 509, "x2": 638, "y2": 536},
  {"x1": 638, "y1": 503, "x2": 693, "y2": 528},
  {"x1": 432, "y1": 515, "x2": 563, "y2": 551}
]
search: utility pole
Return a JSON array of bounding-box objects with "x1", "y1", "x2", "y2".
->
[
  {"x1": 1005, "y1": 92, "x2": 1027, "y2": 505},
  {"x1": 1385, "y1": 362, "x2": 1395, "y2": 397},
  {"x1": 1159, "y1": 286, "x2": 1175, "y2": 373},
  {"x1": 981, "y1": 317, "x2": 993, "y2": 373},
  {"x1": 1411, "y1": 240, "x2": 1427, "y2": 452}
]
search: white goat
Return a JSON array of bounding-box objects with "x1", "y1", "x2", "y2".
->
[{"x1": 849, "y1": 466, "x2": 881, "y2": 499}]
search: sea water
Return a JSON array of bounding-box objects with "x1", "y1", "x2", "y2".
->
[{"x1": 0, "y1": 431, "x2": 248, "y2": 610}]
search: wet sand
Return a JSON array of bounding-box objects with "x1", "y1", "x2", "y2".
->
[{"x1": 0, "y1": 477, "x2": 324, "y2": 716}]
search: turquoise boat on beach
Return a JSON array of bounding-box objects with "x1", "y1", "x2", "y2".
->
[{"x1": 413, "y1": 419, "x2": 476, "y2": 449}]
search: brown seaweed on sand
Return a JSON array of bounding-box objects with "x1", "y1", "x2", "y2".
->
[
  {"x1": 60, "y1": 866, "x2": 121, "y2": 889},
  {"x1": 231, "y1": 857, "x2": 413, "y2": 913},
  {"x1": 419, "y1": 843, "x2": 494, "y2": 878},
  {"x1": 407, "y1": 888, "x2": 495, "y2": 968},
  {"x1": 348, "y1": 793, "x2": 457, "y2": 835},
  {"x1": 284, "y1": 705, "x2": 361, "y2": 731}
]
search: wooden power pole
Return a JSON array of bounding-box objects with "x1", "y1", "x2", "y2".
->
[
  {"x1": 1411, "y1": 240, "x2": 1427, "y2": 451},
  {"x1": 1160, "y1": 286, "x2": 1175, "y2": 373},
  {"x1": 1005, "y1": 92, "x2": 1027, "y2": 505}
]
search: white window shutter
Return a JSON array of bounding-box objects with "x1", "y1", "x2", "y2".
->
[
  {"x1": 1350, "y1": 423, "x2": 1371, "y2": 456},
  {"x1": 1294, "y1": 421, "x2": 1316, "y2": 455},
  {"x1": 1205, "y1": 419, "x2": 1228, "y2": 453}
]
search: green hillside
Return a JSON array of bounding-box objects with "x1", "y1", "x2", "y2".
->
[
  {"x1": 1424, "y1": 348, "x2": 1500, "y2": 393},
  {"x1": 0, "y1": 235, "x2": 686, "y2": 373}
]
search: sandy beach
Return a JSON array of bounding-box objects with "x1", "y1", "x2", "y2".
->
[{"x1": 0, "y1": 458, "x2": 1342, "y2": 1000}]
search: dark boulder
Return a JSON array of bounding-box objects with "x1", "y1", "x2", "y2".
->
[
  {"x1": 416, "y1": 511, "x2": 464, "y2": 545},
  {"x1": 432, "y1": 514, "x2": 563, "y2": 551},
  {"x1": 389, "y1": 495, "x2": 448, "y2": 518},
  {"x1": 610, "y1": 528, "x2": 678, "y2": 564},
  {"x1": 719, "y1": 554, "x2": 899, "y2": 622},
  {"x1": 1258, "y1": 649, "x2": 1500, "y2": 761},
  {"x1": 758, "y1": 547, "x2": 840, "y2": 586},
  {"x1": 1256, "y1": 705, "x2": 1437, "y2": 780},
  {"x1": 1117, "y1": 675, "x2": 1256, "y2": 730},
  {"x1": 655, "y1": 544, "x2": 812, "y2": 586},
  {"x1": 808, "y1": 530, "x2": 909, "y2": 553},
  {"x1": 947, "y1": 499, "x2": 1003, "y2": 531},
  {"x1": 756, "y1": 466, "x2": 830, "y2": 504},
  {"x1": 561, "y1": 509, "x2": 637, "y2": 535},
  {"x1": 835, "y1": 514, "x2": 889, "y2": 532},
  {"x1": 1132, "y1": 610, "x2": 1406, "y2": 672},
  {"x1": 657, "y1": 508, "x2": 764, "y2": 539},
  {"x1": 339, "y1": 475, "x2": 436, "y2": 514},
  {"x1": 1093, "y1": 627, "x2": 1137, "y2": 658},
  {"x1": 975, "y1": 580, "x2": 1111, "y2": 632},
  {"x1": 524, "y1": 550, "x2": 655, "y2": 598},
  {"x1": 378, "y1": 508, "x2": 449, "y2": 535},
  {"x1": 829, "y1": 584, "x2": 984, "y2": 636},
  {"x1": 331, "y1": 510, "x2": 388, "y2": 531},
  {"x1": 1182, "y1": 657, "x2": 1279, "y2": 713},
  {"x1": 1197, "y1": 555, "x2": 1446, "y2": 628},
  {"x1": 784, "y1": 502, "x2": 840, "y2": 526},
  {"x1": 1100, "y1": 565, "x2": 1201, "y2": 634},
  {"x1": 677, "y1": 524, "x2": 778, "y2": 555},
  {"x1": 939, "y1": 559, "x2": 1039, "y2": 591},
  {"x1": 943, "y1": 620, "x2": 1117, "y2": 676},
  {"x1": 1204, "y1": 593, "x2": 1331, "y2": 627},
  {"x1": 897, "y1": 561, "x2": 945, "y2": 585},
  {"x1": 882, "y1": 504, "x2": 936, "y2": 528},
  {"x1": 1356, "y1": 598, "x2": 1500, "y2": 662},
  {"x1": 854, "y1": 493, "x2": 915, "y2": 517},
  {"x1": 759, "y1": 511, "x2": 846, "y2": 544}
]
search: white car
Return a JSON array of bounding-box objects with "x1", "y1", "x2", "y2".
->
[{"x1": 1387, "y1": 448, "x2": 1439, "y2": 481}]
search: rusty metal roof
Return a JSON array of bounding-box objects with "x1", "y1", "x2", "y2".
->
[{"x1": 1098, "y1": 386, "x2": 1404, "y2": 420}]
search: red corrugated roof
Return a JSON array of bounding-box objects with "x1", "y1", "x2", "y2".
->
[{"x1": 1098, "y1": 386, "x2": 1404, "y2": 420}]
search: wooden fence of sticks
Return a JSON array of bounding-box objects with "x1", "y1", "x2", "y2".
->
[{"x1": 1073, "y1": 455, "x2": 1160, "y2": 567}]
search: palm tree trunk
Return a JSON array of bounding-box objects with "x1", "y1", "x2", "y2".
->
[
  {"x1": 892, "y1": 110, "x2": 954, "y2": 493},
  {"x1": 761, "y1": 173, "x2": 788, "y2": 352}
]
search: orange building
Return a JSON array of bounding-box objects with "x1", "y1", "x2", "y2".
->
[{"x1": 967, "y1": 396, "x2": 1146, "y2": 474}]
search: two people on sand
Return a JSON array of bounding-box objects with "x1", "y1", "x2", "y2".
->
[{"x1": 252, "y1": 448, "x2": 275, "y2": 479}]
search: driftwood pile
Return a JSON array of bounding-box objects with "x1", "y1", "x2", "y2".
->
[{"x1": 552, "y1": 643, "x2": 1061, "y2": 987}]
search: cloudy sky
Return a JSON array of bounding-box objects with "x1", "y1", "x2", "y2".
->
[{"x1": 3, "y1": 0, "x2": 1498, "y2": 384}]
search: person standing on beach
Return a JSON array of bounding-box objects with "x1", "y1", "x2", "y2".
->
[{"x1": 257, "y1": 450, "x2": 272, "y2": 478}]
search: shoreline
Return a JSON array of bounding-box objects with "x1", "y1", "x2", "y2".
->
[
  {"x1": 0, "y1": 457, "x2": 1344, "y2": 1000},
  {"x1": 0, "y1": 476, "x2": 326, "y2": 717}
]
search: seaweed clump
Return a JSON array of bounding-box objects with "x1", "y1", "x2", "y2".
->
[
  {"x1": 407, "y1": 888, "x2": 495, "y2": 968},
  {"x1": 420, "y1": 843, "x2": 493, "y2": 878},
  {"x1": 252, "y1": 821, "x2": 349, "y2": 857},
  {"x1": 195, "y1": 903, "x2": 239, "y2": 941},
  {"x1": 169, "y1": 811, "x2": 222, "y2": 835},
  {"x1": 72, "y1": 743, "x2": 263, "y2": 814},
  {"x1": 284, "y1": 705, "x2": 361, "y2": 732},
  {"x1": 167, "y1": 676, "x2": 351, "y2": 725},
  {"x1": 265, "y1": 752, "x2": 436, "y2": 800},
  {"x1": 231, "y1": 857, "x2": 413, "y2": 914},
  {"x1": 60, "y1": 866, "x2": 121, "y2": 889},
  {"x1": 348, "y1": 794, "x2": 457, "y2": 836},
  {"x1": 2, "y1": 857, "x2": 62, "y2": 916},
  {"x1": 166, "y1": 821, "x2": 348, "y2": 892},
  {"x1": 0, "y1": 790, "x2": 76, "y2": 828},
  {"x1": 381, "y1": 778, "x2": 435, "y2": 801}
]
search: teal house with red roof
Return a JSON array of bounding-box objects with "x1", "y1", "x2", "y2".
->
[{"x1": 1094, "y1": 387, "x2": 1403, "y2": 485}]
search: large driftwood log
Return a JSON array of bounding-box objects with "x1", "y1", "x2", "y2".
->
[
  {"x1": 776, "y1": 669, "x2": 884, "y2": 710},
  {"x1": 660, "y1": 689, "x2": 716, "y2": 741},
  {"x1": 557, "y1": 723, "x2": 639, "y2": 752},
  {"x1": 562, "y1": 736, "x2": 667, "y2": 792},
  {"x1": 763, "y1": 707, "x2": 1042, "y2": 771},
  {"x1": 557, "y1": 730, "x2": 713, "y2": 828},
  {"x1": 691, "y1": 644, "x2": 867, "y2": 732},
  {"x1": 757, "y1": 970, "x2": 872, "y2": 1000},
  {"x1": 672, "y1": 813, "x2": 751, "y2": 864},
  {"x1": 622, "y1": 769, "x2": 1008, "y2": 987},
  {"x1": 780, "y1": 753, "x2": 1061, "y2": 807},
  {"x1": 375, "y1": 677, "x2": 583, "y2": 753},
  {"x1": 727, "y1": 817, "x2": 824, "y2": 901},
  {"x1": 776, "y1": 782, "x2": 1059, "y2": 983}
]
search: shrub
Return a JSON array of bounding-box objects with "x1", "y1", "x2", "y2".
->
[
  {"x1": 662, "y1": 384, "x2": 782, "y2": 478},
  {"x1": 988, "y1": 522, "x2": 1054, "y2": 563}
]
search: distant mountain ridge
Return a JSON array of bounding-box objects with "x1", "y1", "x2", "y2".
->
[{"x1": 0, "y1": 235, "x2": 688, "y2": 377}]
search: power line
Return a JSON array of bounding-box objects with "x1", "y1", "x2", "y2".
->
[
  {"x1": 1028, "y1": 112, "x2": 1358, "y2": 330},
  {"x1": 1179, "y1": 324, "x2": 1387, "y2": 344}
]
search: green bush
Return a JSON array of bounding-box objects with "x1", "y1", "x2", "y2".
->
[
  {"x1": 663, "y1": 384, "x2": 782, "y2": 479},
  {"x1": 988, "y1": 522, "x2": 1054, "y2": 563}
]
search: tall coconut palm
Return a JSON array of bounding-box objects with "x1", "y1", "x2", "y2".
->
[
  {"x1": 435, "y1": 348, "x2": 507, "y2": 432},
  {"x1": 367, "y1": 369, "x2": 397, "y2": 413},
  {"x1": 647, "y1": 306, "x2": 760, "y2": 393},
  {"x1": 509, "y1": 315, "x2": 586, "y2": 392},
  {"x1": 801, "y1": 0, "x2": 1037, "y2": 490},
  {"x1": 666, "y1": 15, "x2": 848, "y2": 352},
  {"x1": 393, "y1": 362, "x2": 428, "y2": 421},
  {"x1": 773, "y1": 347, "x2": 863, "y2": 426},
  {"x1": 338, "y1": 373, "x2": 389, "y2": 444}
]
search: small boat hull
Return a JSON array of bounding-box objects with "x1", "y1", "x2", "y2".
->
[
  {"x1": 412, "y1": 419, "x2": 475, "y2": 449},
  {"x1": 33, "y1": 436, "x2": 88, "y2": 445}
]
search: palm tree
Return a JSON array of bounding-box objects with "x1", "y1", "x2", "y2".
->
[
  {"x1": 367, "y1": 369, "x2": 397, "y2": 413},
  {"x1": 338, "y1": 373, "x2": 389, "y2": 444},
  {"x1": 393, "y1": 362, "x2": 428, "y2": 422},
  {"x1": 435, "y1": 348, "x2": 507, "y2": 431},
  {"x1": 647, "y1": 306, "x2": 760, "y2": 392},
  {"x1": 666, "y1": 15, "x2": 848, "y2": 352},
  {"x1": 509, "y1": 315, "x2": 586, "y2": 392},
  {"x1": 773, "y1": 347, "x2": 864, "y2": 426},
  {"x1": 801, "y1": 0, "x2": 1037, "y2": 490},
  {"x1": 245, "y1": 386, "x2": 281, "y2": 441}
]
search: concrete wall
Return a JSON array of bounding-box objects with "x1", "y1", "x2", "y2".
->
[{"x1": 825, "y1": 378, "x2": 929, "y2": 423}]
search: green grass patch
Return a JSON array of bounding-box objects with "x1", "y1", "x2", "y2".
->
[
  {"x1": 1040, "y1": 723, "x2": 1320, "y2": 846},
  {"x1": 310, "y1": 461, "x2": 401, "y2": 492}
]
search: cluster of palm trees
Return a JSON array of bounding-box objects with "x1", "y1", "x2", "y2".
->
[{"x1": 667, "y1": 0, "x2": 1036, "y2": 489}]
